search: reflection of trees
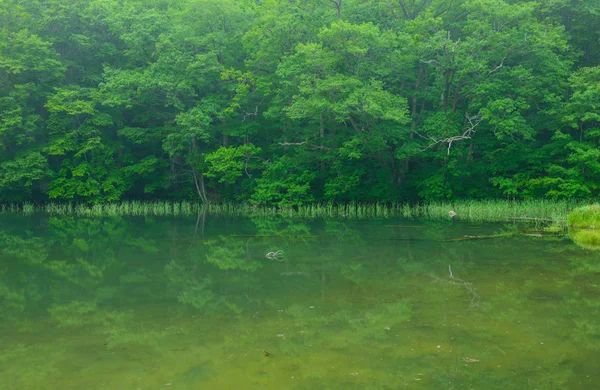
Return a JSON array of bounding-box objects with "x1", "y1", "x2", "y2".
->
[
  {"x1": 251, "y1": 218, "x2": 311, "y2": 237},
  {"x1": 0, "y1": 231, "x2": 49, "y2": 319},
  {"x1": 0, "y1": 216, "x2": 162, "y2": 321},
  {"x1": 1, "y1": 216, "x2": 600, "y2": 388},
  {"x1": 165, "y1": 260, "x2": 217, "y2": 311},
  {"x1": 205, "y1": 236, "x2": 262, "y2": 272}
]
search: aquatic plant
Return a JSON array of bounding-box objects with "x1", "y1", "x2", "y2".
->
[
  {"x1": 0, "y1": 199, "x2": 588, "y2": 223},
  {"x1": 570, "y1": 229, "x2": 600, "y2": 251},
  {"x1": 567, "y1": 205, "x2": 600, "y2": 250},
  {"x1": 568, "y1": 204, "x2": 600, "y2": 229}
]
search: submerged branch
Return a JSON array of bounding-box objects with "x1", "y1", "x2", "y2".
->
[
  {"x1": 505, "y1": 217, "x2": 559, "y2": 222},
  {"x1": 444, "y1": 232, "x2": 516, "y2": 241},
  {"x1": 431, "y1": 265, "x2": 481, "y2": 309}
]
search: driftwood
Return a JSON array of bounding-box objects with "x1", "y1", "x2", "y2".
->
[
  {"x1": 443, "y1": 232, "x2": 516, "y2": 242},
  {"x1": 444, "y1": 231, "x2": 562, "y2": 242},
  {"x1": 505, "y1": 217, "x2": 558, "y2": 222}
]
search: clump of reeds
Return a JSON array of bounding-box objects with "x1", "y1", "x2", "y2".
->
[
  {"x1": 0, "y1": 204, "x2": 20, "y2": 213},
  {"x1": 0, "y1": 199, "x2": 589, "y2": 222},
  {"x1": 57, "y1": 201, "x2": 204, "y2": 217},
  {"x1": 0, "y1": 202, "x2": 35, "y2": 214},
  {"x1": 422, "y1": 199, "x2": 580, "y2": 224},
  {"x1": 568, "y1": 204, "x2": 600, "y2": 229},
  {"x1": 567, "y1": 205, "x2": 600, "y2": 250}
]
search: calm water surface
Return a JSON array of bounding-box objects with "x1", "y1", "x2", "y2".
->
[{"x1": 0, "y1": 215, "x2": 599, "y2": 389}]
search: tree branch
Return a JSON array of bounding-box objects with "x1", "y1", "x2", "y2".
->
[
  {"x1": 241, "y1": 98, "x2": 265, "y2": 122},
  {"x1": 424, "y1": 113, "x2": 482, "y2": 155}
]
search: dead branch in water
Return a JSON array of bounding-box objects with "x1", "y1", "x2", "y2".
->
[
  {"x1": 444, "y1": 231, "x2": 561, "y2": 242},
  {"x1": 431, "y1": 265, "x2": 481, "y2": 309},
  {"x1": 505, "y1": 217, "x2": 558, "y2": 222},
  {"x1": 444, "y1": 232, "x2": 516, "y2": 241}
]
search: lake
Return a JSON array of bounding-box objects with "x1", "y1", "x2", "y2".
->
[{"x1": 0, "y1": 214, "x2": 598, "y2": 389}]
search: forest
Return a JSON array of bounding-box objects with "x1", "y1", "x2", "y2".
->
[{"x1": 1, "y1": 0, "x2": 599, "y2": 205}]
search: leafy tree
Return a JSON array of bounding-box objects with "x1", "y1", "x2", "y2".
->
[{"x1": 0, "y1": 0, "x2": 597, "y2": 203}]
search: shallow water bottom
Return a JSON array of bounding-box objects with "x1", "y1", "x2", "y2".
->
[{"x1": 0, "y1": 216, "x2": 598, "y2": 389}]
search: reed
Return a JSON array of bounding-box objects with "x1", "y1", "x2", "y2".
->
[
  {"x1": 22, "y1": 202, "x2": 35, "y2": 215},
  {"x1": 0, "y1": 199, "x2": 589, "y2": 222},
  {"x1": 567, "y1": 204, "x2": 600, "y2": 229}
]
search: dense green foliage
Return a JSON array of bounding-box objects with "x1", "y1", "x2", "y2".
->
[{"x1": 1, "y1": 0, "x2": 599, "y2": 204}]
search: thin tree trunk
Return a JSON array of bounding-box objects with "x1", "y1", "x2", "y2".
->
[
  {"x1": 191, "y1": 167, "x2": 208, "y2": 204},
  {"x1": 190, "y1": 135, "x2": 207, "y2": 203},
  {"x1": 320, "y1": 115, "x2": 325, "y2": 140},
  {"x1": 467, "y1": 139, "x2": 474, "y2": 164},
  {"x1": 348, "y1": 115, "x2": 360, "y2": 132},
  {"x1": 330, "y1": 0, "x2": 342, "y2": 19}
]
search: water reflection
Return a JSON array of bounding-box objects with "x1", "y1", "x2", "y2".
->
[{"x1": 0, "y1": 215, "x2": 599, "y2": 389}]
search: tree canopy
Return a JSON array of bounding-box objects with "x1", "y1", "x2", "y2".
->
[{"x1": 1, "y1": 0, "x2": 599, "y2": 204}]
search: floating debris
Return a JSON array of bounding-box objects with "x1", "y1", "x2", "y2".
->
[
  {"x1": 528, "y1": 289, "x2": 564, "y2": 301},
  {"x1": 461, "y1": 357, "x2": 479, "y2": 363},
  {"x1": 262, "y1": 349, "x2": 273, "y2": 357}
]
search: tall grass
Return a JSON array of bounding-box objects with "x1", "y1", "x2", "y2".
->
[
  {"x1": 567, "y1": 204, "x2": 600, "y2": 229},
  {"x1": 0, "y1": 199, "x2": 589, "y2": 222}
]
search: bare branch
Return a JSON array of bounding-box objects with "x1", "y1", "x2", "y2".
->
[
  {"x1": 487, "y1": 54, "x2": 507, "y2": 76},
  {"x1": 241, "y1": 98, "x2": 265, "y2": 122},
  {"x1": 430, "y1": 264, "x2": 481, "y2": 309},
  {"x1": 451, "y1": 38, "x2": 460, "y2": 53},
  {"x1": 424, "y1": 112, "x2": 482, "y2": 155}
]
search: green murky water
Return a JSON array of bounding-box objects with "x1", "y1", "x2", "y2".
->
[{"x1": 1, "y1": 215, "x2": 599, "y2": 389}]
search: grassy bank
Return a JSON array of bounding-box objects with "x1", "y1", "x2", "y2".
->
[
  {"x1": 567, "y1": 205, "x2": 600, "y2": 250},
  {"x1": 567, "y1": 204, "x2": 600, "y2": 229},
  {"x1": 0, "y1": 199, "x2": 587, "y2": 222}
]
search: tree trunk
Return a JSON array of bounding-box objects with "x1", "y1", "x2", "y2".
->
[
  {"x1": 320, "y1": 115, "x2": 325, "y2": 140},
  {"x1": 191, "y1": 168, "x2": 208, "y2": 204},
  {"x1": 330, "y1": 0, "x2": 342, "y2": 19}
]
